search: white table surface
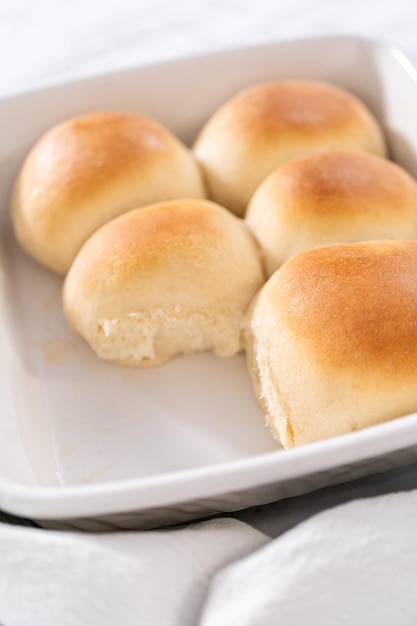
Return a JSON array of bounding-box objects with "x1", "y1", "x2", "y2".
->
[
  {"x1": 2, "y1": 0, "x2": 417, "y2": 534},
  {"x1": 2, "y1": 0, "x2": 417, "y2": 99}
]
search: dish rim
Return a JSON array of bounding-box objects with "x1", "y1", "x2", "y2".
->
[{"x1": 2, "y1": 411, "x2": 417, "y2": 518}]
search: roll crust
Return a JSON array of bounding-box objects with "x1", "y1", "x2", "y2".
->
[
  {"x1": 193, "y1": 81, "x2": 387, "y2": 216},
  {"x1": 245, "y1": 240, "x2": 417, "y2": 447},
  {"x1": 246, "y1": 150, "x2": 417, "y2": 275},
  {"x1": 11, "y1": 111, "x2": 206, "y2": 274},
  {"x1": 64, "y1": 198, "x2": 265, "y2": 366}
]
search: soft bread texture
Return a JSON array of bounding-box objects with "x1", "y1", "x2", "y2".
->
[
  {"x1": 63, "y1": 198, "x2": 265, "y2": 366},
  {"x1": 11, "y1": 111, "x2": 206, "y2": 275},
  {"x1": 245, "y1": 240, "x2": 417, "y2": 448},
  {"x1": 246, "y1": 150, "x2": 417, "y2": 276},
  {"x1": 193, "y1": 81, "x2": 387, "y2": 216}
]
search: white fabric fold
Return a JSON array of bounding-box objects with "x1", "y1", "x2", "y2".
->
[
  {"x1": 0, "y1": 517, "x2": 268, "y2": 626},
  {"x1": 4, "y1": 490, "x2": 417, "y2": 626},
  {"x1": 200, "y1": 490, "x2": 417, "y2": 626}
]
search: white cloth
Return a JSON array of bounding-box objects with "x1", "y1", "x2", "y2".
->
[
  {"x1": 3, "y1": 491, "x2": 417, "y2": 626},
  {"x1": 0, "y1": 517, "x2": 267, "y2": 626},
  {"x1": 201, "y1": 490, "x2": 417, "y2": 626}
]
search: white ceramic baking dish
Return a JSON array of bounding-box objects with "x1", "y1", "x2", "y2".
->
[{"x1": 2, "y1": 34, "x2": 417, "y2": 531}]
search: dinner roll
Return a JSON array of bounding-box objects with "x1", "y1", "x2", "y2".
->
[
  {"x1": 64, "y1": 198, "x2": 265, "y2": 366},
  {"x1": 245, "y1": 240, "x2": 417, "y2": 448},
  {"x1": 246, "y1": 150, "x2": 417, "y2": 276},
  {"x1": 193, "y1": 81, "x2": 387, "y2": 216},
  {"x1": 11, "y1": 111, "x2": 206, "y2": 275}
]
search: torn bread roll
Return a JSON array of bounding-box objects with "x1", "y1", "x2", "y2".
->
[
  {"x1": 63, "y1": 198, "x2": 265, "y2": 367},
  {"x1": 193, "y1": 81, "x2": 387, "y2": 216},
  {"x1": 245, "y1": 150, "x2": 417, "y2": 276},
  {"x1": 11, "y1": 111, "x2": 206, "y2": 275},
  {"x1": 245, "y1": 240, "x2": 417, "y2": 448}
]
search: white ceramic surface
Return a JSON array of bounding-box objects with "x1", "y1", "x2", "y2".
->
[{"x1": 2, "y1": 35, "x2": 417, "y2": 527}]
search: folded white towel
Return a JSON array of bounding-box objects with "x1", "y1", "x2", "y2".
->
[
  {"x1": 3, "y1": 490, "x2": 417, "y2": 626},
  {"x1": 201, "y1": 490, "x2": 417, "y2": 626},
  {"x1": 0, "y1": 517, "x2": 267, "y2": 626}
]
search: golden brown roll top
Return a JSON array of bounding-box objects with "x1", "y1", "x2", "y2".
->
[
  {"x1": 193, "y1": 81, "x2": 387, "y2": 216},
  {"x1": 11, "y1": 111, "x2": 206, "y2": 275},
  {"x1": 245, "y1": 150, "x2": 417, "y2": 276},
  {"x1": 64, "y1": 198, "x2": 265, "y2": 366},
  {"x1": 245, "y1": 240, "x2": 417, "y2": 448}
]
